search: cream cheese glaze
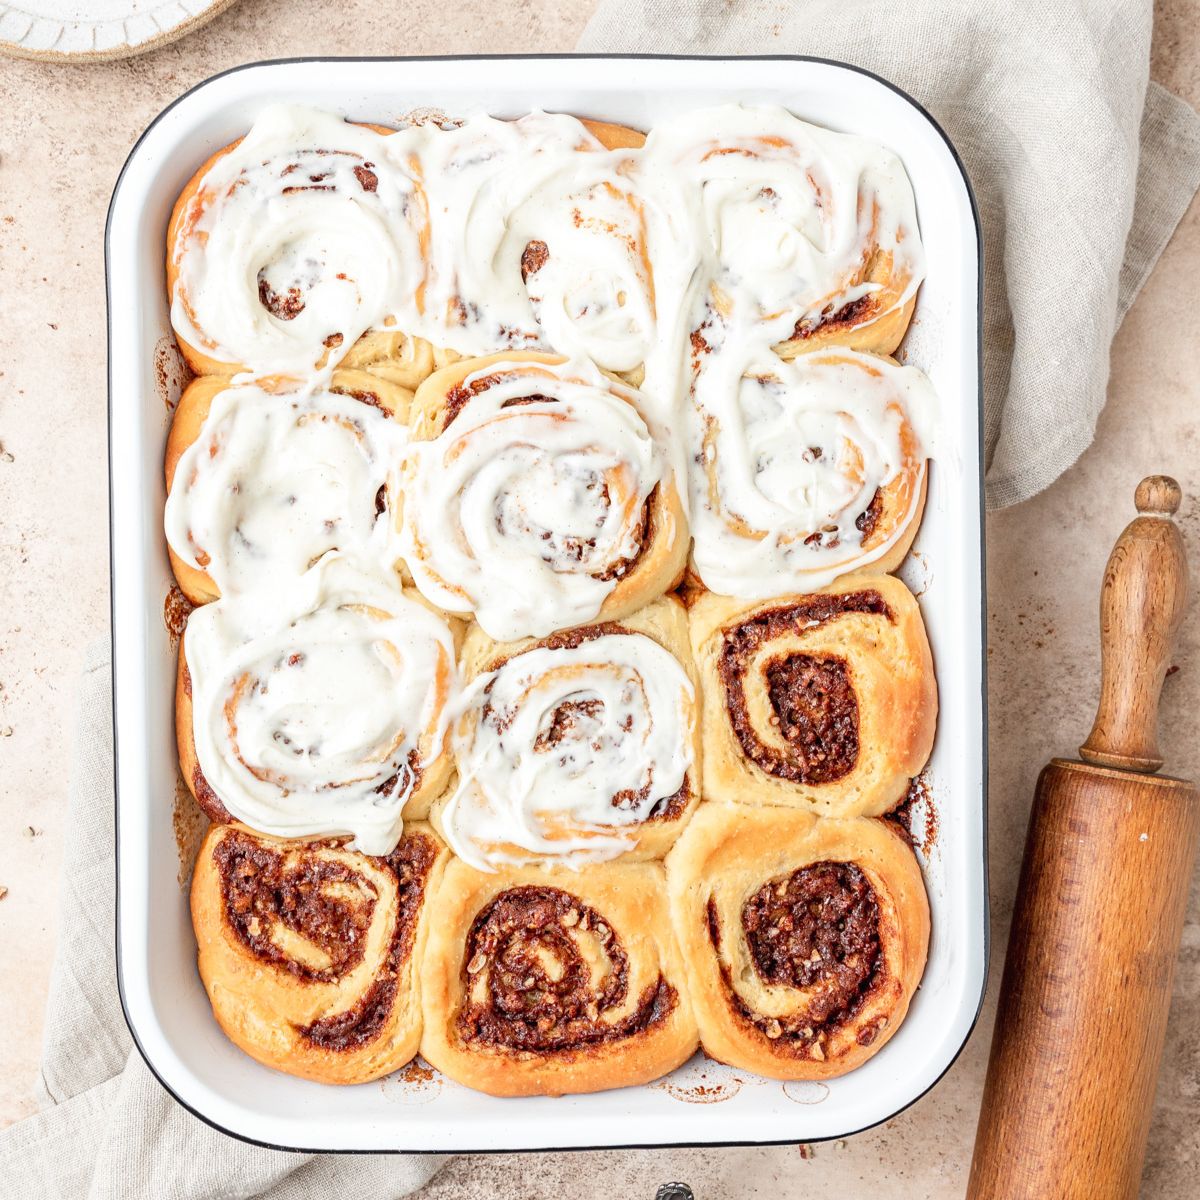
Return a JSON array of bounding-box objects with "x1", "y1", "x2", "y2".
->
[
  {"x1": 440, "y1": 633, "x2": 695, "y2": 870},
  {"x1": 399, "y1": 357, "x2": 669, "y2": 641},
  {"x1": 688, "y1": 348, "x2": 936, "y2": 597},
  {"x1": 170, "y1": 106, "x2": 427, "y2": 377},
  {"x1": 183, "y1": 554, "x2": 457, "y2": 854},
  {"x1": 165, "y1": 382, "x2": 408, "y2": 596},
  {"x1": 167, "y1": 99, "x2": 938, "y2": 858}
]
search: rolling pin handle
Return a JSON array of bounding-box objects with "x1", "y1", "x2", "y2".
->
[{"x1": 1078, "y1": 475, "x2": 1188, "y2": 773}]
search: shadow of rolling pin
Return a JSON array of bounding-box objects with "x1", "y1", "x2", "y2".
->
[{"x1": 967, "y1": 476, "x2": 1199, "y2": 1199}]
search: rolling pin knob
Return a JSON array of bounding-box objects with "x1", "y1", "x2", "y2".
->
[
  {"x1": 1078, "y1": 475, "x2": 1188, "y2": 772},
  {"x1": 1135, "y1": 473, "x2": 1181, "y2": 515}
]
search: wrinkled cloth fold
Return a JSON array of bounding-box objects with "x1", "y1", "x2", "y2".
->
[
  {"x1": 0, "y1": 644, "x2": 445, "y2": 1200},
  {"x1": 578, "y1": 0, "x2": 1200, "y2": 507}
]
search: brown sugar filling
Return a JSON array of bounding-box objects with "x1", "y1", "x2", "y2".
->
[
  {"x1": 709, "y1": 861, "x2": 885, "y2": 1054},
  {"x1": 456, "y1": 885, "x2": 675, "y2": 1053},
  {"x1": 212, "y1": 827, "x2": 439, "y2": 1052},
  {"x1": 717, "y1": 590, "x2": 892, "y2": 784}
]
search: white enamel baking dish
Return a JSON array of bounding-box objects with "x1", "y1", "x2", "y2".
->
[{"x1": 108, "y1": 55, "x2": 986, "y2": 1153}]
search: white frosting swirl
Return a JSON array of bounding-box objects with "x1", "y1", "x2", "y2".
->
[
  {"x1": 688, "y1": 348, "x2": 934, "y2": 598},
  {"x1": 640, "y1": 104, "x2": 925, "y2": 345},
  {"x1": 170, "y1": 105, "x2": 425, "y2": 375},
  {"x1": 183, "y1": 554, "x2": 457, "y2": 854},
  {"x1": 441, "y1": 633, "x2": 695, "y2": 869},
  {"x1": 399, "y1": 358, "x2": 668, "y2": 640},
  {"x1": 164, "y1": 382, "x2": 408, "y2": 596}
]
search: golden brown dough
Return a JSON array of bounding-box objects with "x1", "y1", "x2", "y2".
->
[
  {"x1": 163, "y1": 369, "x2": 414, "y2": 606},
  {"x1": 190, "y1": 821, "x2": 449, "y2": 1084},
  {"x1": 419, "y1": 856, "x2": 697, "y2": 1096},
  {"x1": 688, "y1": 574, "x2": 936, "y2": 817},
  {"x1": 666, "y1": 802, "x2": 929, "y2": 1080},
  {"x1": 431, "y1": 595, "x2": 702, "y2": 863}
]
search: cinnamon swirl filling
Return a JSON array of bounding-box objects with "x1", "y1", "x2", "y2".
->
[
  {"x1": 711, "y1": 861, "x2": 885, "y2": 1053},
  {"x1": 456, "y1": 885, "x2": 677, "y2": 1052},
  {"x1": 718, "y1": 590, "x2": 892, "y2": 784},
  {"x1": 212, "y1": 827, "x2": 440, "y2": 1053}
]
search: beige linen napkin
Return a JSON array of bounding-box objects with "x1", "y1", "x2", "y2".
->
[
  {"x1": 579, "y1": 0, "x2": 1200, "y2": 508},
  {"x1": 0, "y1": 645, "x2": 445, "y2": 1200}
]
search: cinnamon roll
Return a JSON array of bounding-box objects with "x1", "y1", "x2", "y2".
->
[
  {"x1": 164, "y1": 371, "x2": 411, "y2": 605},
  {"x1": 439, "y1": 115, "x2": 657, "y2": 379},
  {"x1": 191, "y1": 821, "x2": 449, "y2": 1084},
  {"x1": 666, "y1": 803, "x2": 929, "y2": 1080},
  {"x1": 420, "y1": 857, "x2": 697, "y2": 1096},
  {"x1": 689, "y1": 575, "x2": 936, "y2": 817},
  {"x1": 176, "y1": 554, "x2": 459, "y2": 852},
  {"x1": 399, "y1": 352, "x2": 687, "y2": 640},
  {"x1": 644, "y1": 104, "x2": 924, "y2": 357},
  {"x1": 433, "y1": 595, "x2": 700, "y2": 869},
  {"x1": 687, "y1": 348, "x2": 933, "y2": 598},
  {"x1": 167, "y1": 106, "x2": 425, "y2": 377}
]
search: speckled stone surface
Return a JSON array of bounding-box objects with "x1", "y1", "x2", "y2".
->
[{"x1": 0, "y1": 2, "x2": 1197, "y2": 1195}]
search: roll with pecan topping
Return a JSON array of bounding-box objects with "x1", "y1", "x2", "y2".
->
[
  {"x1": 688, "y1": 575, "x2": 936, "y2": 817},
  {"x1": 190, "y1": 821, "x2": 449, "y2": 1084},
  {"x1": 666, "y1": 803, "x2": 928, "y2": 1080},
  {"x1": 420, "y1": 857, "x2": 697, "y2": 1095}
]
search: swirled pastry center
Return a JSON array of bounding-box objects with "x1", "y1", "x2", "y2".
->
[
  {"x1": 708, "y1": 860, "x2": 883, "y2": 1050},
  {"x1": 213, "y1": 828, "x2": 439, "y2": 1051},
  {"x1": 718, "y1": 590, "x2": 891, "y2": 783},
  {"x1": 457, "y1": 885, "x2": 675, "y2": 1051},
  {"x1": 442, "y1": 628, "x2": 694, "y2": 869}
]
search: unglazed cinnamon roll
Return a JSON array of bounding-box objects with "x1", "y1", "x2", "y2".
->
[
  {"x1": 399, "y1": 352, "x2": 687, "y2": 640},
  {"x1": 666, "y1": 803, "x2": 929, "y2": 1080},
  {"x1": 191, "y1": 821, "x2": 449, "y2": 1084},
  {"x1": 434, "y1": 595, "x2": 700, "y2": 869},
  {"x1": 644, "y1": 104, "x2": 924, "y2": 357},
  {"x1": 176, "y1": 554, "x2": 459, "y2": 852},
  {"x1": 163, "y1": 371, "x2": 411, "y2": 605},
  {"x1": 167, "y1": 106, "x2": 426, "y2": 377},
  {"x1": 688, "y1": 575, "x2": 936, "y2": 817},
  {"x1": 687, "y1": 348, "x2": 933, "y2": 598},
  {"x1": 420, "y1": 857, "x2": 697, "y2": 1095}
]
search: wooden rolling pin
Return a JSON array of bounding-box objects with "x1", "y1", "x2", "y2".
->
[{"x1": 968, "y1": 476, "x2": 1200, "y2": 1200}]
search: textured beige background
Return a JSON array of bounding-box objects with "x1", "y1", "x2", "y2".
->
[{"x1": 1, "y1": 1, "x2": 1198, "y2": 1195}]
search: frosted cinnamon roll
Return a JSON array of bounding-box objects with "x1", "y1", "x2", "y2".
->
[
  {"x1": 687, "y1": 348, "x2": 932, "y2": 598},
  {"x1": 176, "y1": 554, "x2": 459, "y2": 853},
  {"x1": 688, "y1": 576, "x2": 936, "y2": 817},
  {"x1": 410, "y1": 113, "x2": 647, "y2": 364},
  {"x1": 167, "y1": 105, "x2": 426, "y2": 377},
  {"x1": 441, "y1": 115, "x2": 657, "y2": 379},
  {"x1": 434, "y1": 596, "x2": 700, "y2": 869},
  {"x1": 666, "y1": 804, "x2": 929, "y2": 1080},
  {"x1": 420, "y1": 857, "x2": 697, "y2": 1095},
  {"x1": 399, "y1": 352, "x2": 687, "y2": 640},
  {"x1": 164, "y1": 371, "x2": 411, "y2": 605},
  {"x1": 191, "y1": 821, "x2": 449, "y2": 1084},
  {"x1": 645, "y1": 104, "x2": 924, "y2": 356}
]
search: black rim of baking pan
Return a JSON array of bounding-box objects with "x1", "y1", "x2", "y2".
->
[{"x1": 107, "y1": 52, "x2": 990, "y2": 1157}]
